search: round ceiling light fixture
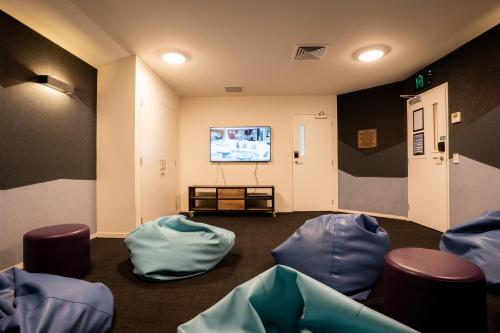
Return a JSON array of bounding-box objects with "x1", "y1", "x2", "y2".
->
[
  {"x1": 353, "y1": 45, "x2": 390, "y2": 62},
  {"x1": 161, "y1": 50, "x2": 188, "y2": 65}
]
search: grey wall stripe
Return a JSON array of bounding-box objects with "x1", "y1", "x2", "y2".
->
[
  {"x1": 449, "y1": 156, "x2": 500, "y2": 227},
  {"x1": 0, "y1": 180, "x2": 96, "y2": 269},
  {"x1": 338, "y1": 170, "x2": 408, "y2": 217}
]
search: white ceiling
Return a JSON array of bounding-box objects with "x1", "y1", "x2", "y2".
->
[
  {"x1": 3, "y1": 0, "x2": 500, "y2": 96},
  {"x1": 0, "y1": 0, "x2": 128, "y2": 68}
]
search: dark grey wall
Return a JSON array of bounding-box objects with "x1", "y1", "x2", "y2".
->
[
  {"x1": 337, "y1": 82, "x2": 408, "y2": 216},
  {"x1": 401, "y1": 24, "x2": 500, "y2": 169},
  {"x1": 0, "y1": 11, "x2": 98, "y2": 269},
  {"x1": 338, "y1": 82, "x2": 406, "y2": 178},
  {"x1": 338, "y1": 23, "x2": 500, "y2": 220},
  {"x1": 0, "y1": 10, "x2": 97, "y2": 190}
]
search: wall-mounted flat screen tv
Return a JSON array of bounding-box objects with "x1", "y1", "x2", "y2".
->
[{"x1": 210, "y1": 126, "x2": 271, "y2": 162}]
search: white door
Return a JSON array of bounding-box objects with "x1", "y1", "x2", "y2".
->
[
  {"x1": 292, "y1": 114, "x2": 334, "y2": 211},
  {"x1": 407, "y1": 83, "x2": 449, "y2": 232},
  {"x1": 140, "y1": 90, "x2": 177, "y2": 223}
]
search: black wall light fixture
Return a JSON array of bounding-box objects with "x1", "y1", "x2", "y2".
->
[{"x1": 35, "y1": 75, "x2": 74, "y2": 94}]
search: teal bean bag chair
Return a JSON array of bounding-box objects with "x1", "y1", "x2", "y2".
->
[
  {"x1": 124, "y1": 215, "x2": 235, "y2": 281},
  {"x1": 178, "y1": 265, "x2": 418, "y2": 333}
]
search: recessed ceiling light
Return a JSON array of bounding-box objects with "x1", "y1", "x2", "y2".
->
[
  {"x1": 353, "y1": 45, "x2": 390, "y2": 62},
  {"x1": 161, "y1": 51, "x2": 187, "y2": 65},
  {"x1": 358, "y1": 49, "x2": 385, "y2": 62}
]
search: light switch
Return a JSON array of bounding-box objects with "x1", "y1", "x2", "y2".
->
[
  {"x1": 451, "y1": 112, "x2": 461, "y2": 124},
  {"x1": 453, "y1": 153, "x2": 460, "y2": 164}
]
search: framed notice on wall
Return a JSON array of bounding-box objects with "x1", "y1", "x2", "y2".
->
[
  {"x1": 413, "y1": 132, "x2": 425, "y2": 155},
  {"x1": 357, "y1": 129, "x2": 377, "y2": 149}
]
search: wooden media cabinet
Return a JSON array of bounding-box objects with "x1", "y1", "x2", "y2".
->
[{"x1": 188, "y1": 185, "x2": 276, "y2": 217}]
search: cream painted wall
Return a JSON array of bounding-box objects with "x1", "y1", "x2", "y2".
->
[
  {"x1": 97, "y1": 56, "x2": 179, "y2": 235},
  {"x1": 97, "y1": 56, "x2": 136, "y2": 235},
  {"x1": 179, "y1": 96, "x2": 338, "y2": 212}
]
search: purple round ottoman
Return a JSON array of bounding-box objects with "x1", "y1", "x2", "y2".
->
[
  {"x1": 23, "y1": 224, "x2": 90, "y2": 278},
  {"x1": 383, "y1": 248, "x2": 486, "y2": 333}
]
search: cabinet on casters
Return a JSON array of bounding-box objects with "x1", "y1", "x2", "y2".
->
[{"x1": 188, "y1": 185, "x2": 276, "y2": 218}]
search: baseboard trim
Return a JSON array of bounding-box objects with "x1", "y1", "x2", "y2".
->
[
  {"x1": 1, "y1": 262, "x2": 24, "y2": 273},
  {"x1": 337, "y1": 208, "x2": 408, "y2": 221},
  {"x1": 95, "y1": 232, "x2": 128, "y2": 238}
]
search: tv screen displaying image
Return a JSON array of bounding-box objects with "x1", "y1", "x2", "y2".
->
[{"x1": 210, "y1": 126, "x2": 271, "y2": 162}]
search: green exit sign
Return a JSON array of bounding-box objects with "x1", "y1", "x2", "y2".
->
[{"x1": 414, "y1": 68, "x2": 433, "y2": 91}]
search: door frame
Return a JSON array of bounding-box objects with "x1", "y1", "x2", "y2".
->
[
  {"x1": 291, "y1": 112, "x2": 336, "y2": 211},
  {"x1": 407, "y1": 82, "x2": 450, "y2": 230},
  {"x1": 137, "y1": 87, "x2": 178, "y2": 226}
]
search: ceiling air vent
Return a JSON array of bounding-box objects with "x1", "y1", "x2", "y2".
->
[
  {"x1": 293, "y1": 45, "x2": 329, "y2": 61},
  {"x1": 224, "y1": 86, "x2": 244, "y2": 93}
]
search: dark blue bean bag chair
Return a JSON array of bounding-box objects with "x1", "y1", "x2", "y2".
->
[
  {"x1": 0, "y1": 268, "x2": 113, "y2": 333},
  {"x1": 272, "y1": 214, "x2": 390, "y2": 301},
  {"x1": 178, "y1": 265, "x2": 417, "y2": 333},
  {"x1": 124, "y1": 215, "x2": 235, "y2": 281},
  {"x1": 440, "y1": 210, "x2": 500, "y2": 293}
]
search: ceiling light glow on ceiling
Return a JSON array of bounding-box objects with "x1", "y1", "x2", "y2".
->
[
  {"x1": 358, "y1": 49, "x2": 384, "y2": 62},
  {"x1": 162, "y1": 51, "x2": 187, "y2": 65},
  {"x1": 353, "y1": 45, "x2": 390, "y2": 63}
]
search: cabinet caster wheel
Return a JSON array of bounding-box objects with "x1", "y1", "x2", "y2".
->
[
  {"x1": 272, "y1": 212, "x2": 277, "y2": 218},
  {"x1": 188, "y1": 211, "x2": 195, "y2": 218}
]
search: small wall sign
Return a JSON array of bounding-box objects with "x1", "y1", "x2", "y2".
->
[
  {"x1": 413, "y1": 108, "x2": 424, "y2": 132},
  {"x1": 358, "y1": 129, "x2": 377, "y2": 149},
  {"x1": 413, "y1": 132, "x2": 425, "y2": 155}
]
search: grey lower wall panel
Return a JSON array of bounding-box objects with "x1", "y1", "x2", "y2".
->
[
  {"x1": 0, "y1": 179, "x2": 96, "y2": 269},
  {"x1": 339, "y1": 170, "x2": 408, "y2": 217},
  {"x1": 450, "y1": 155, "x2": 500, "y2": 227}
]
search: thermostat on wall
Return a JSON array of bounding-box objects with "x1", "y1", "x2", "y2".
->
[{"x1": 451, "y1": 112, "x2": 461, "y2": 124}]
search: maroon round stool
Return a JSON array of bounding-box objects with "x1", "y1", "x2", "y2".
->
[
  {"x1": 23, "y1": 224, "x2": 90, "y2": 278},
  {"x1": 383, "y1": 248, "x2": 486, "y2": 333}
]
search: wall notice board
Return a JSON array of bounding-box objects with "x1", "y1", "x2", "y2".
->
[{"x1": 357, "y1": 129, "x2": 377, "y2": 149}]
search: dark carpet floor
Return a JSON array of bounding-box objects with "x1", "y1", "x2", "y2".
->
[{"x1": 84, "y1": 212, "x2": 500, "y2": 333}]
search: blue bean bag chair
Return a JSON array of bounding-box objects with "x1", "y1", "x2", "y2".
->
[
  {"x1": 272, "y1": 214, "x2": 390, "y2": 301},
  {"x1": 124, "y1": 215, "x2": 235, "y2": 281},
  {"x1": 178, "y1": 265, "x2": 417, "y2": 333},
  {"x1": 440, "y1": 210, "x2": 500, "y2": 293},
  {"x1": 0, "y1": 268, "x2": 113, "y2": 333}
]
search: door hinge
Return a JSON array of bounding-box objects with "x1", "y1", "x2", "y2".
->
[
  {"x1": 140, "y1": 98, "x2": 144, "y2": 107},
  {"x1": 140, "y1": 216, "x2": 143, "y2": 224},
  {"x1": 174, "y1": 160, "x2": 177, "y2": 167},
  {"x1": 140, "y1": 157, "x2": 143, "y2": 166}
]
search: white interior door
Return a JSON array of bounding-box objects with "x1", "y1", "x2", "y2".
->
[
  {"x1": 292, "y1": 114, "x2": 334, "y2": 211},
  {"x1": 407, "y1": 83, "x2": 449, "y2": 232},
  {"x1": 140, "y1": 90, "x2": 177, "y2": 223}
]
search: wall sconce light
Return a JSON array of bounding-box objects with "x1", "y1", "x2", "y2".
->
[{"x1": 35, "y1": 75, "x2": 74, "y2": 94}]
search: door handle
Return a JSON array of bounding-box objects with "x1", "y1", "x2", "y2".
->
[
  {"x1": 432, "y1": 156, "x2": 444, "y2": 161},
  {"x1": 294, "y1": 161, "x2": 303, "y2": 165}
]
